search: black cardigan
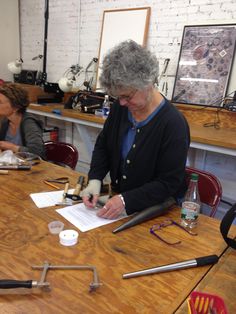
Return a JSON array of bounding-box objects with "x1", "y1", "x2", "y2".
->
[{"x1": 89, "y1": 99, "x2": 190, "y2": 215}]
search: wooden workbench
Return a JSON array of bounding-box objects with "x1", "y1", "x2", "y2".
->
[
  {"x1": 28, "y1": 103, "x2": 236, "y2": 154},
  {"x1": 0, "y1": 161, "x2": 235, "y2": 313},
  {"x1": 176, "y1": 103, "x2": 236, "y2": 154},
  {"x1": 176, "y1": 248, "x2": 236, "y2": 313},
  {"x1": 19, "y1": 83, "x2": 236, "y2": 152},
  {"x1": 29, "y1": 103, "x2": 104, "y2": 125}
]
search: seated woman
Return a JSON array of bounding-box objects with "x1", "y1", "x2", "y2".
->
[{"x1": 0, "y1": 83, "x2": 45, "y2": 158}]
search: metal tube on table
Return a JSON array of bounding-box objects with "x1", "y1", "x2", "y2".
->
[
  {"x1": 123, "y1": 255, "x2": 219, "y2": 279},
  {"x1": 113, "y1": 197, "x2": 175, "y2": 234},
  {"x1": 0, "y1": 164, "x2": 31, "y2": 170}
]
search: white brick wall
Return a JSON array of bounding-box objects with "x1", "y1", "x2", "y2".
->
[
  {"x1": 20, "y1": 0, "x2": 80, "y2": 83},
  {"x1": 19, "y1": 0, "x2": 236, "y2": 98},
  {"x1": 20, "y1": 0, "x2": 236, "y2": 215}
]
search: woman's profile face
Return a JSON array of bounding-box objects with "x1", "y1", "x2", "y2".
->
[
  {"x1": 0, "y1": 93, "x2": 15, "y2": 117},
  {"x1": 118, "y1": 87, "x2": 151, "y2": 114}
]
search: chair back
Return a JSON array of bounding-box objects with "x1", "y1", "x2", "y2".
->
[
  {"x1": 186, "y1": 166, "x2": 222, "y2": 217},
  {"x1": 44, "y1": 141, "x2": 78, "y2": 170}
]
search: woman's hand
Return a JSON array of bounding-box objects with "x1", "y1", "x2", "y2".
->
[
  {"x1": 81, "y1": 179, "x2": 101, "y2": 208},
  {"x1": 97, "y1": 194, "x2": 126, "y2": 219},
  {"x1": 0, "y1": 141, "x2": 19, "y2": 153},
  {"x1": 83, "y1": 194, "x2": 99, "y2": 208}
]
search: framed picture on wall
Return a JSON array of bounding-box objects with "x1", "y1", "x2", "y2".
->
[
  {"x1": 96, "y1": 7, "x2": 151, "y2": 90},
  {"x1": 172, "y1": 24, "x2": 236, "y2": 107}
]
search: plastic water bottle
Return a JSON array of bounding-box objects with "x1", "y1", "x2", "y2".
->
[
  {"x1": 181, "y1": 173, "x2": 201, "y2": 228},
  {"x1": 102, "y1": 95, "x2": 110, "y2": 118}
]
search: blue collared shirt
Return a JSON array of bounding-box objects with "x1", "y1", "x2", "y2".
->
[{"x1": 121, "y1": 98, "x2": 166, "y2": 160}]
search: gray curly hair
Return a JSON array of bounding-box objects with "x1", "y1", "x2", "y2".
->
[{"x1": 99, "y1": 40, "x2": 158, "y2": 95}]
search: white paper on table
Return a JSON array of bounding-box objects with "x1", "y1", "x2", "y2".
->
[
  {"x1": 30, "y1": 189, "x2": 74, "y2": 208},
  {"x1": 56, "y1": 203, "x2": 127, "y2": 232}
]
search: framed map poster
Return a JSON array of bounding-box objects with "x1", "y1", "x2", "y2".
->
[{"x1": 172, "y1": 24, "x2": 236, "y2": 107}]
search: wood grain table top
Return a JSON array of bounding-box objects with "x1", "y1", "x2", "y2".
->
[
  {"x1": 176, "y1": 248, "x2": 236, "y2": 313},
  {"x1": 0, "y1": 161, "x2": 234, "y2": 314},
  {"x1": 190, "y1": 123, "x2": 236, "y2": 149}
]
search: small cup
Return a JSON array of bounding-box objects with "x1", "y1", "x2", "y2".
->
[
  {"x1": 94, "y1": 109, "x2": 104, "y2": 117},
  {"x1": 48, "y1": 221, "x2": 64, "y2": 234},
  {"x1": 59, "y1": 229, "x2": 79, "y2": 246}
]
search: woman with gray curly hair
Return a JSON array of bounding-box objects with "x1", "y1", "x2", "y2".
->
[
  {"x1": 82, "y1": 40, "x2": 190, "y2": 219},
  {"x1": 0, "y1": 83, "x2": 45, "y2": 158}
]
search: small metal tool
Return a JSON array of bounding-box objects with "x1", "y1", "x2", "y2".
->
[
  {"x1": 56, "y1": 181, "x2": 71, "y2": 206},
  {"x1": 32, "y1": 262, "x2": 102, "y2": 292},
  {"x1": 0, "y1": 163, "x2": 31, "y2": 170},
  {"x1": 44, "y1": 177, "x2": 70, "y2": 190},
  {"x1": 46, "y1": 177, "x2": 69, "y2": 184},
  {"x1": 65, "y1": 176, "x2": 85, "y2": 201},
  {"x1": 56, "y1": 176, "x2": 85, "y2": 205},
  {"x1": 0, "y1": 261, "x2": 50, "y2": 291},
  {"x1": 0, "y1": 261, "x2": 102, "y2": 292}
]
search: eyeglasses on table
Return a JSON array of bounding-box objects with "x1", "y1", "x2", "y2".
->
[{"x1": 150, "y1": 218, "x2": 198, "y2": 245}]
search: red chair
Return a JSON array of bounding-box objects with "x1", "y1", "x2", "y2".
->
[
  {"x1": 44, "y1": 141, "x2": 79, "y2": 170},
  {"x1": 186, "y1": 166, "x2": 222, "y2": 217}
]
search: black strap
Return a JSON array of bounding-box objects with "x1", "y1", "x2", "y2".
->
[{"x1": 220, "y1": 203, "x2": 236, "y2": 249}]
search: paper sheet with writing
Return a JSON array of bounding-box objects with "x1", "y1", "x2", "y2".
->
[
  {"x1": 56, "y1": 203, "x2": 127, "y2": 232},
  {"x1": 30, "y1": 189, "x2": 74, "y2": 208}
]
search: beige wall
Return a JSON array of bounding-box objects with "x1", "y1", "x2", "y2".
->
[{"x1": 0, "y1": 0, "x2": 20, "y2": 81}]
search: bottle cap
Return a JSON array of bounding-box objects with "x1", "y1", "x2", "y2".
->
[{"x1": 191, "y1": 173, "x2": 199, "y2": 180}]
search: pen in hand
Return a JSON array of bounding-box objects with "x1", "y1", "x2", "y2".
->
[{"x1": 87, "y1": 194, "x2": 105, "y2": 209}]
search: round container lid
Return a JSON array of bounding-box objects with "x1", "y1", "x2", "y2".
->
[{"x1": 59, "y1": 229, "x2": 79, "y2": 246}]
